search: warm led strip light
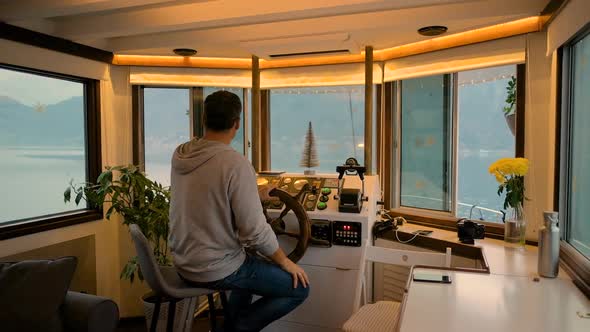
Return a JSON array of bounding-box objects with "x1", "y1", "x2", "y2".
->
[
  {"x1": 112, "y1": 16, "x2": 541, "y2": 69},
  {"x1": 112, "y1": 54, "x2": 251, "y2": 69},
  {"x1": 371, "y1": 16, "x2": 541, "y2": 61}
]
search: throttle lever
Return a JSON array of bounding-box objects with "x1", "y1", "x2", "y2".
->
[
  {"x1": 295, "y1": 183, "x2": 312, "y2": 203},
  {"x1": 309, "y1": 237, "x2": 331, "y2": 247}
]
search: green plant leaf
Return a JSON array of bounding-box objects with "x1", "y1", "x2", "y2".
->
[
  {"x1": 75, "y1": 191, "x2": 83, "y2": 205},
  {"x1": 64, "y1": 187, "x2": 71, "y2": 203}
]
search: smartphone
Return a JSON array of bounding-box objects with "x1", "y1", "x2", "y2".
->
[
  {"x1": 413, "y1": 273, "x2": 452, "y2": 284},
  {"x1": 412, "y1": 230, "x2": 433, "y2": 236}
]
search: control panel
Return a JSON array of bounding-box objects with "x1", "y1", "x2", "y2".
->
[
  {"x1": 257, "y1": 175, "x2": 343, "y2": 212},
  {"x1": 333, "y1": 221, "x2": 362, "y2": 247},
  {"x1": 310, "y1": 220, "x2": 332, "y2": 247}
]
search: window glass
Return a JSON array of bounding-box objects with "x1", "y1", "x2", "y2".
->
[
  {"x1": 457, "y1": 65, "x2": 516, "y2": 222},
  {"x1": 270, "y1": 86, "x2": 365, "y2": 173},
  {"x1": 568, "y1": 33, "x2": 590, "y2": 258},
  {"x1": 143, "y1": 88, "x2": 190, "y2": 186},
  {"x1": 0, "y1": 67, "x2": 86, "y2": 223},
  {"x1": 203, "y1": 87, "x2": 245, "y2": 155},
  {"x1": 400, "y1": 75, "x2": 452, "y2": 211}
]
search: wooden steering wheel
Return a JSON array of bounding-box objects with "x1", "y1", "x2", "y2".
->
[{"x1": 262, "y1": 186, "x2": 311, "y2": 263}]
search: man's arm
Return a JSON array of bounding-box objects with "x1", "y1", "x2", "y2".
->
[
  {"x1": 268, "y1": 247, "x2": 309, "y2": 289},
  {"x1": 229, "y1": 162, "x2": 309, "y2": 288},
  {"x1": 229, "y1": 163, "x2": 279, "y2": 257}
]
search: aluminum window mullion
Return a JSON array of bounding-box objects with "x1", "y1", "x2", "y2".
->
[
  {"x1": 559, "y1": 46, "x2": 573, "y2": 241},
  {"x1": 393, "y1": 81, "x2": 402, "y2": 209},
  {"x1": 451, "y1": 73, "x2": 459, "y2": 217},
  {"x1": 242, "y1": 88, "x2": 249, "y2": 157}
]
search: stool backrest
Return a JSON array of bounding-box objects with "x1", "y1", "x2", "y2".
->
[{"x1": 129, "y1": 224, "x2": 169, "y2": 296}]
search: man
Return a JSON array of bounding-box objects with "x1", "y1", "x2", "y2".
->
[{"x1": 169, "y1": 90, "x2": 309, "y2": 332}]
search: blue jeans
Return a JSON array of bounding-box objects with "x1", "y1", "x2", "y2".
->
[{"x1": 186, "y1": 255, "x2": 309, "y2": 332}]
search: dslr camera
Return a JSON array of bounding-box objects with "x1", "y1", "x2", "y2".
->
[{"x1": 457, "y1": 219, "x2": 485, "y2": 244}]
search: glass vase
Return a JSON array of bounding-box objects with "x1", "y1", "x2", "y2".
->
[{"x1": 504, "y1": 203, "x2": 526, "y2": 248}]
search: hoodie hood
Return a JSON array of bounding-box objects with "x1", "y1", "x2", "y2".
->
[{"x1": 172, "y1": 138, "x2": 234, "y2": 175}]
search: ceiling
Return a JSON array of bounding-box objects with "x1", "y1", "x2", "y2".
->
[{"x1": 0, "y1": 0, "x2": 548, "y2": 59}]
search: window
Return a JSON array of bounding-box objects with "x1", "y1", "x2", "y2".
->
[
  {"x1": 400, "y1": 75, "x2": 452, "y2": 211},
  {"x1": 0, "y1": 64, "x2": 101, "y2": 237},
  {"x1": 143, "y1": 88, "x2": 191, "y2": 186},
  {"x1": 270, "y1": 86, "x2": 365, "y2": 173},
  {"x1": 396, "y1": 65, "x2": 520, "y2": 224},
  {"x1": 457, "y1": 65, "x2": 517, "y2": 222},
  {"x1": 561, "y1": 29, "x2": 590, "y2": 259},
  {"x1": 136, "y1": 86, "x2": 249, "y2": 186}
]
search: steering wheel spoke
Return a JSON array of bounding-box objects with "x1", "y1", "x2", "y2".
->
[{"x1": 279, "y1": 231, "x2": 301, "y2": 239}]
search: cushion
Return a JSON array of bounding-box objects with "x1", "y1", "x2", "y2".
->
[
  {"x1": 0, "y1": 256, "x2": 78, "y2": 332},
  {"x1": 342, "y1": 301, "x2": 401, "y2": 332}
]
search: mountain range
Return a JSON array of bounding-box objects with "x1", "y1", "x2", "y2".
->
[{"x1": 0, "y1": 95, "x2": 85, "y2": 147}]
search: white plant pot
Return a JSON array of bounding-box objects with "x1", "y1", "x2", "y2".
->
[
  {"x1": 142, "y1": 295, "x2": 197, "y2": 332},
  {"x1": 505, "y1": 113, "x2": 517, "y2": 136}
]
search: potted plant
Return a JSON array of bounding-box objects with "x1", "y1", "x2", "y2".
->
[
  {"x1": 64, "y1": 165, "x2": 191, "y2": 330},
  {"x1": 488, "y1": 157, "x2": 530, "y2": 247},
  {"x1": 503, "y1": 76, "x2": 517, "y2": 135}
]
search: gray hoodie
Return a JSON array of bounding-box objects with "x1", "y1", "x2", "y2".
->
[{"x1": 168, "y1": 138, "x2": 279, "y2": 282}]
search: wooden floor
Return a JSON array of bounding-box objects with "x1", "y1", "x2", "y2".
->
[{"x1": 117, "y1": 316, "x2": 223, "y2": 332}]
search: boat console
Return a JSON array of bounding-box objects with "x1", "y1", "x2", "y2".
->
[{"x1": 258, "y1": 172, "x2": 381, "y2": 332}]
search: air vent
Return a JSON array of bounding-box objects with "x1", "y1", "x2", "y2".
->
[
  {"x1": 269, "y1": 49, "x2": 350, "y2": 58},
  {"x1": 240, "y1": 33, "x2": 356, "y2": 60}
]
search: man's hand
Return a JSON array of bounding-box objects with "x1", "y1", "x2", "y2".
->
[
  {"x1": 258, "y1": 184, "x2": 279, "y2": 202},
  {"x1": 279, "y1": 258, "x2": 310, "y2": 289},
  {"x1": 268, "y1": 248, "x2": 310, "y2": 288}
]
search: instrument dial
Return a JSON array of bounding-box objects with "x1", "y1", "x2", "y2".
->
[{"x1": 319, "y1": 195, "x2": 329, "y2": 202}]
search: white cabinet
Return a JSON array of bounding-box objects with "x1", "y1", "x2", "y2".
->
[{"x1": 264, "y1": 264, "x2": 361, "y2": 331}]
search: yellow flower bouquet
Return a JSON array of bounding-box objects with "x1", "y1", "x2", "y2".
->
[{"x1": 488, "y1": 157, "x2": 529, "y2": 211}]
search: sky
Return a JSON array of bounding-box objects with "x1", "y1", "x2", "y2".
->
[{"x1": 0, "y1": 67, "x2": 82, "y2": 106}]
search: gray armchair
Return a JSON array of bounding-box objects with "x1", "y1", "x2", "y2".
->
[
  {"x1": 62, "y1": 291, "x2": 119, "y2": 332},
  {"x1": 0, "y1": 257, "x2": 119, "y2": 332}
]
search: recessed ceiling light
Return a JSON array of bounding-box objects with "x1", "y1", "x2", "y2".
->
[
  {"x1": 418, "y1": 26, "x2": 448, "y2": 36},
  {"x1": 173, "y1": 48, "x2": 197, "y2": 56}
]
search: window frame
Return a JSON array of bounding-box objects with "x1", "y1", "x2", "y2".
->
[
  {"x1": 389, "y1": 64, "x2": 526, "y2": 238},
  {"x1": 0, "y1": 63, "x2": 103, "y2": 240},
  {"x1": 558, "y1": 24, "x2": 590, "y2": 298},
  {"x1": 132, "y1": 85, "x2": 250, "y2": 170}
]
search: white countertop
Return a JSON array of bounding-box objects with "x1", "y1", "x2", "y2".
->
[
  {"x1": 395, "y1": 223, "x2": 590, "y2": 332},
  {"x1": 397, "y1": 223, "x2": 570, "y2": 278}
]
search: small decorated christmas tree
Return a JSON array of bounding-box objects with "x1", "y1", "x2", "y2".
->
[{"x1": 300, "y1": 121, "x2": 319, "y2": 175}]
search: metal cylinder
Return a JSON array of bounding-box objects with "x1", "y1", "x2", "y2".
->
[{"x1": 538, "y1": 211, "x2": 560, "y2": 278}]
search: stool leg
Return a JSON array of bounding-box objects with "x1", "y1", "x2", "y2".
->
[
  {"x1": 207, "y1": 293, "x2": 217, "y2": 332},
  {"x1": 150, "y1": 298, "x2": 162, "y2": 332},
  {"x1": 219, "y1": 291, "x2": 231, "y2": 328},
  {"x1": 166, "y1": 299, "x2": 177, "y2": 332}
]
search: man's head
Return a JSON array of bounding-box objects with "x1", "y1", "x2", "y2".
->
[{"x1": 204, "y1": 90, "x2": 242, "y2": 137}]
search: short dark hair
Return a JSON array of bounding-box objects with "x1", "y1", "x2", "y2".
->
[{"x1": 203, "y1": 90, "x2": 242, "y2": 131}]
